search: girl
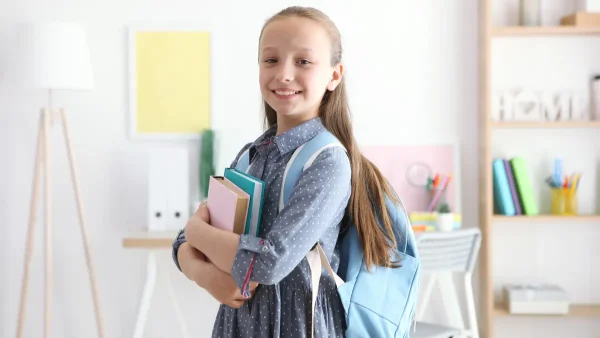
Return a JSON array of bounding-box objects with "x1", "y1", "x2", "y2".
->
[{"x1": 172, "y1": 6, "x2": 402, "y2": 338}]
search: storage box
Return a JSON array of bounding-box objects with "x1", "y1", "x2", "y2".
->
[
  {"x1": 560, "y1": 12, "x2": 600, "y2": 27},
  {"x1": 503, "y1": 284, "x2": 570, "y2": 315}
]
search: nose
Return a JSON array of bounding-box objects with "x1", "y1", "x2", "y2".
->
[{"x1": 275, "y1": 61, "x2": 294, "y2": 83}]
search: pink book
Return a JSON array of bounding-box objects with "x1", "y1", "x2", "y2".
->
[{"x1": 206, "y1": 176, "x2": 250, "y2": 235}]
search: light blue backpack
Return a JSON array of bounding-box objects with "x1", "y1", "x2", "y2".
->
[{"x1": 236, "y1": 130, "x2": 421, "y2": 338}]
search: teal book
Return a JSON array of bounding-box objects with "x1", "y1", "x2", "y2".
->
[
  {"x1": 224, "y1": 168, "x2": 265, "y2": 236},
  {"x1": 492, "y1": 158, "x2": 516, "y2": 216}
]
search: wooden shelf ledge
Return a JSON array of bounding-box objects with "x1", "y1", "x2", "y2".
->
[
  {"x1": 495, "y1": 303, "x2": 600, "y2": 317},
  {"x1": 493, "y1": 215, "x2": 600, "y2": 222},
  {"x1": 492, "y1": 121, "x2": 600, "y2": 129},
  {"x1": 492, "y1": 26, "x2": 600, "y2": 37}
]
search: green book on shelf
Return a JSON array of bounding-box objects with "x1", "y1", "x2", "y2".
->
[{"x1": 510, "y1": 157, "x2": 538, "y2": 215}]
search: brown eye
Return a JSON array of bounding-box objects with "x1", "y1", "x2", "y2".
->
[
  {"x1": 265, "y1": 58, "x2": 277, "y2": 63},
  {"x1": 298, "y1": 59, "x2": 311, "y2": 65}
]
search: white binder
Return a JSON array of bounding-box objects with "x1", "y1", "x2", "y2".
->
[{"x1": 147, "y1": 147, "x2": 190, "y2": 231}]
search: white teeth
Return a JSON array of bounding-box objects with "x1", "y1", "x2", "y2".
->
[{"x1": 275, "y1": 90, "x2": 298, "y2": 96}]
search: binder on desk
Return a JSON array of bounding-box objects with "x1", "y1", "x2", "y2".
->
[
  {"x1": 224, "y1": 168, "x2": 265, "y2": 237},
  {"x1": 206, "y1": 176, "x2": 249, "y2": 235}
]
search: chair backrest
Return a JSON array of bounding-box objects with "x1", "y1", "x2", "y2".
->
[{"x1": 415, "y1": 228, "x2": 481, "y2": 273}]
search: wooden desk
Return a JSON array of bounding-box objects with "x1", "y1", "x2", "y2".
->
[
  {"x1": 122, "y1": 231, "x2": 188, "y2": 338},
  {"x1": 122, "y1": 231, "x2": 179, "y2": 249},
  {"x1": 123, "y1": 231, "x2": 466, "y2": 337}
]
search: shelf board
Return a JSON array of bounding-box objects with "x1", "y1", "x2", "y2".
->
[
  {"x1": 492, "y1": 26, "x2": 600, "y2": 37},
  {"x1": 495, "y1": 303, "x2": 600, "y2": 317},
  {"x1": 493, "y1": 215, "x2": 600, "y2": 222},
  {"x1": 492, "y1": 121, "x2": 600, "y2": 129}
]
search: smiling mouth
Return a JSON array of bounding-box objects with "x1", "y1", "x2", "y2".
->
[{"x1": 272, "y1": 90, "x2": 301, "y2": 96}]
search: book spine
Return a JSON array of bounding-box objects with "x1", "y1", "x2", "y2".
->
[
  {"x1": 493, "y1": 159, "x2": 516, "y2": 215},
  {"x1": 510, "y1": 157, "x2": 538, "y2": 215},
  {"x1": 504, "y1": 159, "x2": 522, "y2": 215}
]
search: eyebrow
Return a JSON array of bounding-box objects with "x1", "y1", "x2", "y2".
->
[{"x1": 261, "y1": 46, "x2": 313, "y2": 53}]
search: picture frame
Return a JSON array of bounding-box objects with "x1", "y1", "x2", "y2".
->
[{"x1": 127, "y1": 24, "x2": 212, "y2": 140}]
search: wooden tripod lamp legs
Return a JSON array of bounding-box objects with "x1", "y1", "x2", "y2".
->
[
  {"x1": 16, "y1": 108, "x2": 105, "y2": 338},
  {"x1": 16, "y1": 109, "x2": 45, "y2": 338},
  {"x1": 59, "y1": 108, "x2": 105, "y2": 338}
]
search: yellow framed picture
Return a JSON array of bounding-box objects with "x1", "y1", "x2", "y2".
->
[{"x1": 128, "y1": 25, "x2": 211, "y2": 139}]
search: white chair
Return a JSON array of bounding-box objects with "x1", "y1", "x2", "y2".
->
[{"x1": 412, "y1": 228, "x2": 482, "y2": 338}]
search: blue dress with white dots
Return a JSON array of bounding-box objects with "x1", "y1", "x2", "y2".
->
[{"x1": 177, "y1": 117, "x2": 350, "y2": 337}]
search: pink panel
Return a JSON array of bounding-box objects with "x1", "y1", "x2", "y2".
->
[{"x1": 360, "y1": 145, "x2": 456, "y2": 213}]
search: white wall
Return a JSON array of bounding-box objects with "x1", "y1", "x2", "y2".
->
[{"x1": 0, "y1": 0, "x2": 592, "y2": 337}]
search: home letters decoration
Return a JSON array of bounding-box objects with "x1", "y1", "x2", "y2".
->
[{"x1": 493, "y1": 88, "x2": 588, "y2": 122}]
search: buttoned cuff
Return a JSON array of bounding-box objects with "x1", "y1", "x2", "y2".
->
[
  {"x1": 239, "y1": 234, "x2": 272, "y2": 253},
  {"x1": 231, "y1": 235, "x2": 271, "y2": 298}
]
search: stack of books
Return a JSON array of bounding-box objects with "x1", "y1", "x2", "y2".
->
[
  {"x1": 409, "y1": 212, "x2": 462, "y2": 232},
  {"x1": 206, "y1": 168, "x2": 265, "y2": 236},
  {"x1": 492, "y1": 157, "x2": 538, "y2": 216}
]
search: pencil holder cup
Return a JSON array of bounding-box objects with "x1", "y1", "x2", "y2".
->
[
  {"x1": 564, "y1": 189, "x2": 578, "y2": 215},
  {"x1": 550, "y1": 188, "x2": 578, "y2": 215},
  {"x1": 550, "y1": 188, "x2": 564, "y2": 215}
]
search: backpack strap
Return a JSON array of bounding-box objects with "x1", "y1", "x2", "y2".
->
[
  {"x1": 305, "y1": 242, "x2": 344, "y2": 337},
  {"x1": 279, "y1": 130, "x2": 345, "y2": 211},
  {"x1": 235, "y1": 148, "x2": 251, "y2": 173},
  {"x1": 279, "y1": 130, "x2": 346, "y2": 338}
]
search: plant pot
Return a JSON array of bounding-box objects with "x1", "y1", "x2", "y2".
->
[{"x1": 437, "y1": 213, "x2": 454, "y2": 232}]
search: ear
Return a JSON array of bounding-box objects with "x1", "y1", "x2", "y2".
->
[{"x1": 326, "y1": 63, "x2": 344, "y2": 91}]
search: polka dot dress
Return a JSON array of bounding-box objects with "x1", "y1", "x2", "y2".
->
[{"x1": 213, "y1": 117, "x2": 350, "y2": 337}]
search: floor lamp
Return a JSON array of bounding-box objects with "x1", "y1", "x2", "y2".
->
[{"x1": 15, "y1": 22, "x2": 105, "y2": 338}]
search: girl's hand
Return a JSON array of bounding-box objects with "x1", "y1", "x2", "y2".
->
[
  {"x1": 179, "y1": 242, "x2": 258, "y2": 307},
  {"x1": 184, "y1": 201, "x2": 210, "y2": 243},
  {"x1": 184, "y1": 201, "x2": 258, "y2": 306},
  {"x1": 184, "y1": 201, "x2": 240, "y2": 274},
  {"x1": 206, "y1": 265, "x2": 259, "y2": 309}
]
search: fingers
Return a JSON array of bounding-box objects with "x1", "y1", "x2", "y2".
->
[
  {"x1": 195, "y1": 201, "x2": 210, "y2": 223},
  {"x1": 234, "y1": 292, "x2": 251, "y2": 301},
  {"x1": 228, "y1": 285, "x2": 259, "y2": 308},
  {"x1": 233, "y1": 283, "x2": 258, "y2": 301},
  {"x1": 185, "y1": 203, "x2": 210, "y2": 240}
]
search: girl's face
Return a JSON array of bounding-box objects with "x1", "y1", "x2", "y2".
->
[{"x1": 259, "y1": 16, "x2": 343, "y2": 127}]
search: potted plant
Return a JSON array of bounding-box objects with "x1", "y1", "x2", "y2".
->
[{"x1": 200, "y1": 129, "x2": 215, "y2": 200}]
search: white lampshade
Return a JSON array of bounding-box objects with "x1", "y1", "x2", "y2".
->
[{"x1": 21, "y1": 21, "x2": 94, "y2": 90}]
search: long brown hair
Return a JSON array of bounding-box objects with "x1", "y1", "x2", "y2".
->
[{"x1": 259, "y1": 6, "x2": 402, "y2": 269}]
